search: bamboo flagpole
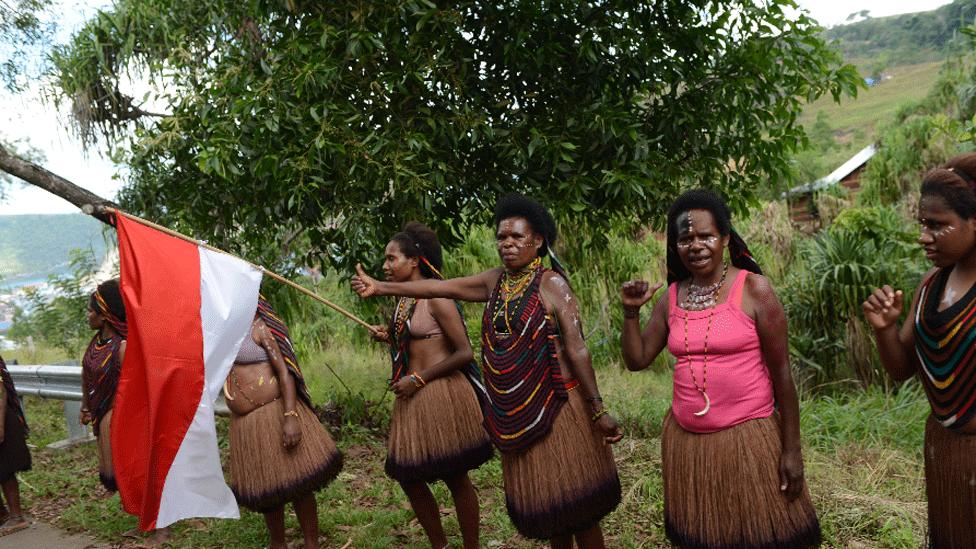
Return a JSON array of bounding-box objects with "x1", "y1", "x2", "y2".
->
[{"x1": 103, "y1": 207, "x2": 378, "y2": 335}]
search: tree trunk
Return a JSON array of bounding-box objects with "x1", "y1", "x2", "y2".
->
[{"x1": 0, "y1": 144, "x2": 117, "y2": 224}]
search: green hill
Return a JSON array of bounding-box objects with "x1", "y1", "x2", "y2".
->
[
  {"x1": 788, "y1": 2, "x2": 976, "y2": 186},
  {"x1": 823, "y1": 0, "x2": 976, "y2": 64},
  {"x1": 0, "y1": 214, "x2": 109, "y2": 286}
]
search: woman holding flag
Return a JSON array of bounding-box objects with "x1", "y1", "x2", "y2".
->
[
  {"x1": 368, "y1": 221, "x2": 491, "y2": 549},
  {"x1": 225, "y1": 297, "x2": 342, "y2": 549}
]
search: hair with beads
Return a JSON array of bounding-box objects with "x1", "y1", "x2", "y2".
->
[
  {"x1": 493, "y1": 193, "x2": 568, "y2": 280},
  {"x1": 666, "y1": 189, "x2": 762, "y2": 284},
  {"x1": 390, "y1": 221, "x2": 444, "y2": 279},
  {"x1": 921, "y1": 154, "x2": 976, "y2": 219}
]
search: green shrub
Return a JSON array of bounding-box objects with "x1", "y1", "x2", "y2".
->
[{"x1": 783, "y1": 207, "x2": 926, "y2": 388}]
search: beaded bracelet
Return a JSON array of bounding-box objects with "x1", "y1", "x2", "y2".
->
[
  {"x1": 591, "y1": 408, "x2": 609, "y2": 422},
  {"x1": 623, "y1": 306, "x2": 640, "y2": 319},
  {"x1": 283, "y1": 410, "x2": 299, "y2": 418}
]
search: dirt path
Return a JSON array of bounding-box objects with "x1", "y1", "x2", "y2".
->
[{"x1": 0, "y1": 519, "x2": 108, "y2": 549}]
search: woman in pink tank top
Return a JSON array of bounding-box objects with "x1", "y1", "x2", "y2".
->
[{"x1": 620, "y1": 189, "x2": 820, "y2": 548}]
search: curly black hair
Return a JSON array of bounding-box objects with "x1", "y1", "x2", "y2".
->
[
  {"x1": 493, "y1": 193, "x2": 557, "y2": 257},
  {"x1": 666, "y1": 189, "x2": 762, "y2": 284},
  {"x1": 390, "y1": 221, "x2": 444, "y2": 279}
]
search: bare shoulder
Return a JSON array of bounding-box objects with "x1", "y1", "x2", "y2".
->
[
  {"x1": 541, "y1": 269, "x2": 570, "y2": 289},
  {"x1": 742, "y1": 272, "x2": 782, "y2": 314},
  {"x1": 429, "y1": 297, "x2": 460, "y2": 316},
  {"x1": 479, "y1": 267, "x2": 506, "y2": 288},
  {"x1": 541, "y1": 270, "x2": 575, "y2": 300}
]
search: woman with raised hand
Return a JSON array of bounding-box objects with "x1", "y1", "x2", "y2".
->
[
  {"x1": 862, "y1": 154, "x2": 976, "y2": 548},
  {"x1": 367, "y1": 221, "x2": 491, "y2": 549},
  {"x1": 353, "y1": 195, "x2": 622, "y2": 549},
  {"x1": 80, "y1": 278, "x2": 126, "y2": 492},
  {"x1": 225, "y1": 297, "x2": 343, "y2": 549},
  {"x1": 0, "y1": 355, "x2": 30, "y2": 537},
  {"x1": 620, "y1": 189, "x2": 820, "y2": 548}
]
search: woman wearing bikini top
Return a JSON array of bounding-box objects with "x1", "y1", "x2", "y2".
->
[{"x1": 368, "y1": 221, "x2": 491, "y2": 549}]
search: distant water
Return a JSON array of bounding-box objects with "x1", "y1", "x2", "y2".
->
[{"x1": 1, "y1": 274, "x2": 57, "y2": 291}]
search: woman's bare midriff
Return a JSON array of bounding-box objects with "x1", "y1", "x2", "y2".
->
[
  {"x1": 407, "y1": 337, "x2": 452, "y2": 373},
  {"x1": 226, "y1": 361, "x2": 281, "y2": 416}
]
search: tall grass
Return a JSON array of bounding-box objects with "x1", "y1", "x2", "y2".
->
[{"x1": 11, "y1": 340, "x2": 934, "y2": 547}]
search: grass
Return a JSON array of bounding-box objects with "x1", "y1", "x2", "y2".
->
[
  {"x1": 5, "y1": 340, "x2": 933, "y2": 548},
  {"x1": 799, "y1": 61, "x2": 944, "y2": 133}
]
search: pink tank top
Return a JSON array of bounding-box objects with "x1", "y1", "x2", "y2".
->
[{"x1": 667, "y1": 269, "x2": 774, "y2": 433}]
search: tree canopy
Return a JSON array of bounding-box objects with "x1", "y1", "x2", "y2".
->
[
  {"x1": 49, "y1": 0, "x2": 860, "y2": 272},
  {"x1": 0, "y1": 0, "x2": 51, "y2": 90}
]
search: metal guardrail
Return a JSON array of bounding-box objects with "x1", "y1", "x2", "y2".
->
[
  {"x1": 9, "y1": 365, "x2": 85, "y2": 401},
  {"x1": 8, "y1": 364, "x2": 230, "y2": 449}
]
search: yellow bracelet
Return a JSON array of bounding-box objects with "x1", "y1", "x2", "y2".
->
[
  {"x1": 283, "y1": 410, "x2": 299, "y2": 418},
  {"x1": 591, "y1": 408, "x2": 608, "y2": 422},
  {"x1": 411, "y1": 372, "x2": 427, "y2": 387}
]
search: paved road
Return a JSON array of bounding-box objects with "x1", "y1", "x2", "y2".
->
[{"x1": 0, "y1": 520, "x2": 107, "y2": 549}]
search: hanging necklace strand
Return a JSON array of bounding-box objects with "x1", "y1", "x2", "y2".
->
[{"x1": 680, "y1": 263, "x2": 728, "y2": 415}]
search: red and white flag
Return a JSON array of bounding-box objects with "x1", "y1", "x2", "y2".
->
[{"x1": 113, "y1": 214, "x2": 262, "y2": 530}]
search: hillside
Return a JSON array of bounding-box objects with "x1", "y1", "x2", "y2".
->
[
  {"x1": 0, "y1": 214, "x2": 108, "y2": 286},
  {"x1": 823, "y1": 0, "x2": 976, "y2": 63}
]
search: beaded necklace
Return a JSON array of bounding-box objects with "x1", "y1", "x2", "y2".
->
[
  {"x1": 681, "y1": 262, "x2": 728, "y2": 310},
  {"x1": 389, "y1": 296, "x2": 418, "y2": 382},
  {"x1": 678, "y1": 263, "x2": 728, "y2": 416},
  {"x1": 914, "y1": 268, "x2": 976, "y2": 429},
  {"x1": 82, "y1": 331, "x2": 124, "y2": 431},
  {"x1": 492, "y1": 258, "x2": 541, "y2": 334},
  {"x1": 476, "y1": 262, "x2": 568, "y2": 453}
]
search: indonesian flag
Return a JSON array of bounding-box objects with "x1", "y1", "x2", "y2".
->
[{"x1": 113, "y1": 213, "x2": 262, "y2": 530}]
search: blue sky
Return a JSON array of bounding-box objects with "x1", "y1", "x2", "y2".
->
[{"x1": 0, "y1": 0, "x2": 955, "y2": 215}]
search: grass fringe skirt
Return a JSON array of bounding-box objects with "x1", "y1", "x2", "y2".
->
[
  {"x1": 386, "y1": 370, "x2": 492, "y2": 483},
  {"x1": 0, "y1": 405, "x2": 30, "y2": 484},
  {"x1": 229, "y1": 399, "x2": 342, "y2": 512},
  {"x1": 502, "y1": 388, "x2": 621, "y2": 540},
  {"x1": 924, "y1": 414, "x2": 976, "y2": 549},
  {"x1": 662, "y1": 412, "x2": 821, "y2": 549}
]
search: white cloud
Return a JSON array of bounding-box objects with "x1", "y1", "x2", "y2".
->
[{"x1": 794, "y1": 0, "x2": 955, "y2": 29}]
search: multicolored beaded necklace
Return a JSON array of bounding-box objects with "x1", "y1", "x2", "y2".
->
[
  {"x1": 474, "y1": 259, "x2": 567, "y2": 453},
  {"x1": 914, "y1": 268, "x2": 976, "y2": 429},
  {"x1": 82, "y1": 331, "x2": 124, "y2": 432},
  {"x1": 389, "y1": 296, "x2": 418, "y2": 382}
]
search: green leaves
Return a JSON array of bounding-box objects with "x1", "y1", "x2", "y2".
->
[{"x1": 49, "y1": 0, "x2": 857, "y2": 273}]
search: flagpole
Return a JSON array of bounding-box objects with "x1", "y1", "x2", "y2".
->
[{"x1": 105, "y1": 207, "x2": 378, "y2": 334}]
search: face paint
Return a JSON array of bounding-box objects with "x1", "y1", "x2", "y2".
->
[
  {"x1": 676, "y1": 211, "x2": 693, "y2": 237},
  {"x1": 943, "y1": 286, "x2": 958, "y2": 307}
]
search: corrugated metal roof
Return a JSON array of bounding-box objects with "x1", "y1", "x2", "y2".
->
[{"x1": 783, "y1": 144, "x2": 877, "y2": 198}]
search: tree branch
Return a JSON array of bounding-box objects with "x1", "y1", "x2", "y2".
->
[{"x1": 0, "y1": 143, "x2": 117, "y2": 224}]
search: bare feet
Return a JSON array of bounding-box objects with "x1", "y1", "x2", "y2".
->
[{"x1": 0, "y1": 514, "x2": 28, "y2": 537}]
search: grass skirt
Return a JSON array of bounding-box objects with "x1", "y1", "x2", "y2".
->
[
  {"x1": 96, "y1": 409, "x2": 116, "y2": 491},
  {"x1": 229, "y1": 398, "x2": 342, "y2": 512},
  {"x1": 924, "y1": 414, "x2": 976, "y2": 548},
  {"x1": 0, "y1": 406, "x2": 30, "y2": 483},
  {"x1": 501, "y1": 388, "x2": 621, "y2": 540},
  {"x1": 662, "y1": 412, "x2": 821, "y2": 549},
  {"x1": 386, "y1": 370, "x2": 492, "y2": 483}
]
